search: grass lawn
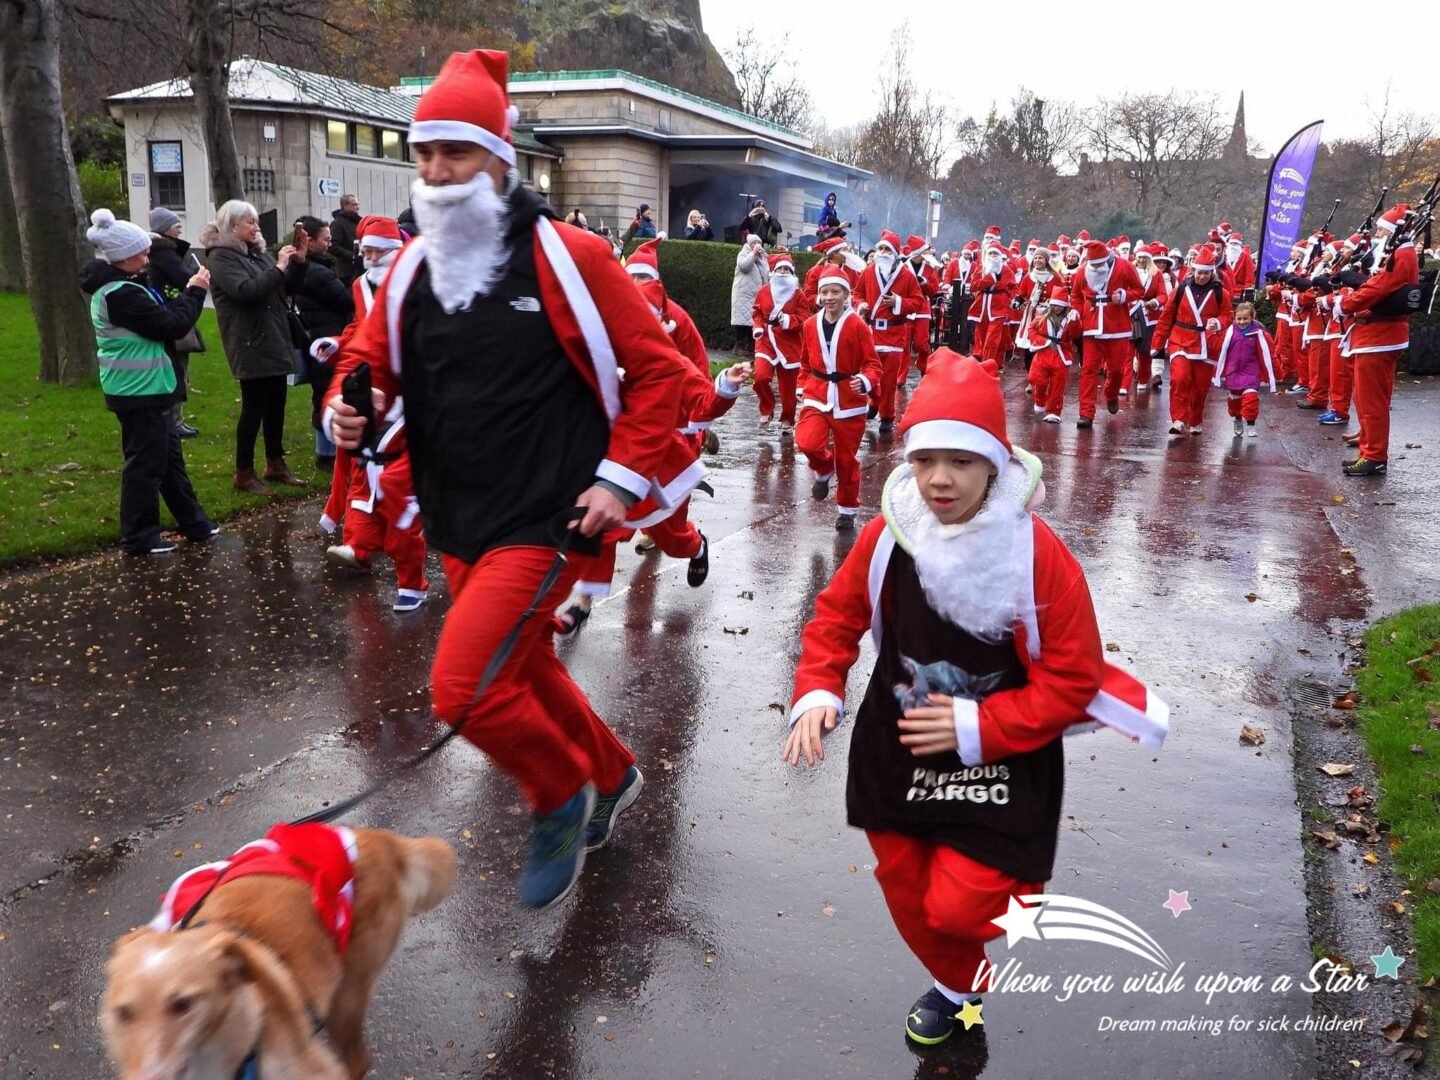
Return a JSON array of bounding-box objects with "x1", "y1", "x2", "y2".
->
[
  {"x1": 1355, "y1": 604, "x2": 1440, "y2": 980},
  {"x1": 0, "y1": 291, "x2": 319, "y2": 566}
]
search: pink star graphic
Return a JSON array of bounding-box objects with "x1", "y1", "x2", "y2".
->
[{"x1": 1162, "y1": 889, "x2": 1192, "y2": 918}]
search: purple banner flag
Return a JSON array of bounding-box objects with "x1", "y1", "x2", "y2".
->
[{"x1": 1259, "y1": 120, "x2": 1325, "y2": 278}]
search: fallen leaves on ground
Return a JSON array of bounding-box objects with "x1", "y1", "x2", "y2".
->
[
  {"x1": 1347, "y1": 785, "x2": 1372, "y2": 808},
  {"x1": 1331, "y1": 493, "x2": 1347, "y2": 505},
  {"x1": 1319, "y1": 763, "x2": 1356, "y2": 777},
  {"x1": 1239, "y1": 724, "x2": 1266, "y2": 746},
  {"x1": 723, "y1": 626, "x2": 749, "y2": 636},
  {"x1": 1104, "y1": 642, "x2": 1120, "y2": 652},
  {"x1": 1311, "y1": 830, "x2": 1341, "y2": 851},
  {"x1": 1245, "y1": 592, "x2": 1259, "y2": 602},
  {"x1": 1363, "y1": 851, "x2": 1380, "y2": 866}
]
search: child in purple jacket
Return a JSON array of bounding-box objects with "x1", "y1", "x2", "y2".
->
[{"x1": 1212, "y1": 302, "x2": 1277, "y2": 437}]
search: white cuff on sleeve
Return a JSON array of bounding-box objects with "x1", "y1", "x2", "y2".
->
[
  {"x1": 780, "y1": 313, "x2": 791, "y2": 330},
  {"x1": 714, "y1": 370, "x2": 741, "y2": 399},
  {"x1": 953, "y1": 698, "x2": 983, "y2": 765},
  {"x1": 789, "y1": 689, "x2": 844, "y2": 729},
  {"x1": 321, "y1": 402, "x2": 339, "y2": 443},
  {"x1": 595, "y1": 458, "x2": 650, "y2": 501},
  {"x1": 892, "y1": 295, "x2": 903, "y2": 316},
  {"x1": 857, "y1": 374, "x2": 872, "y2": 394}
]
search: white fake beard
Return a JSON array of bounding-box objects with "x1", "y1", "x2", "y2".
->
[
  {"x1": 1084, "y1": 262, "x2": 1111, "y2": 291},
  {"x1": 771, "y1": 273, "x2": 798, "y2": 305},
  {"x1": 410, "y1": 173, "x2": 508, "y2": 314},
  {"x1": 363, "y1": 251, "x2": 396, "y2": 286},
  {"x1": 983, "y1": 255, "x2": 1003, "y2": 277},
  {"x1": 876, "y1": 253, "x2": 897, "y2": 276},
  {"x1": 911, "y1": 493, "x2": 1030, "y2": 641},
  {"x1": 1226, "y1": 244, "x2": 1242, "y2": 267}
]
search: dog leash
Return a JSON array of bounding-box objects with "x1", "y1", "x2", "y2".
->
[{"x1": 290, "y1": 510, "x2": 586, "y2": 827}]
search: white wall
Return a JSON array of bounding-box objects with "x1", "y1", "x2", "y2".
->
[{"x1": 120, "y1": 106, "x2": 211, "y2": 238}]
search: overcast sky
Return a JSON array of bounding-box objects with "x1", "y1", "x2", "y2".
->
[{"x1": 699, "y1": 0, "x2": 1432, "y2": 154}]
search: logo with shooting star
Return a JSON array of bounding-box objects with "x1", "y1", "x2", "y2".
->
[
  {"x1": 991, "y1": 894, "x2": 1173, "y2": 970},
  {"x1": 1278, "y1": 167, "x2": 1306, "y2": 185}
]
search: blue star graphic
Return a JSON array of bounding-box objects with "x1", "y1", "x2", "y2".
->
[{"x1": 1370, "y1": 946, "x2": 1404, "y2": 980}]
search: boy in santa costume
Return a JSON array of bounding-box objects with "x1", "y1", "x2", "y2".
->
[
  {"x1": 751, "y1": 251, "x2": 807, "y2": 429},
  {"x1": 1210, "y1": 302, "x2": 1277, "y2": 438},
  {"x1": 1069, "y1": 240, "x2": 1144, "y2": 427},
  {"x1": 856, "y1": 230, "x2": 926, "y2": 438},
  {"x1": 1152, "y1": 245, "x2": 1231, "y2": 437},
  {"x1": 1021, "y1": 283, "x2": 1079, "y2": 422},
  {"x1": 796, "y1": 269, "x2": 883, "y2": 531},
  {"x1": 784, "y1": 352, "x2": 1167, "y2": 1045},
  {"x1": 327, "y1": 49, "x2": 691, "y2": 909}
]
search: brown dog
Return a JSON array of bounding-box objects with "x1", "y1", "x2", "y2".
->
[{"x1": 102, "y1": 826, "x2": 455, "y2": 1079}]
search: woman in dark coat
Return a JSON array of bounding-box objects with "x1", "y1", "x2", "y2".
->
[
  {"x1": 288, "y1": 215, "x2": 355, "y2": 471},
  {"x1": 201, "y1": 199, "x2": 307, "y2": 495},
  {"x1": 146, "y1": 207, "x2": 204, "y2": 438},
  {"x1": 740, "y1": 198, "x2": 783, "y2": 245}
]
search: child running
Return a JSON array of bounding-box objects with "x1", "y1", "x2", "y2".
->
[{"x1": 1210, "y1": 302, "x2": 1277, "y2": 438}]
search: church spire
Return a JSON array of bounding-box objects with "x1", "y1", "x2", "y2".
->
[{"x1": 1224, "y1": 92, "x2": 1247, "y2": 160}]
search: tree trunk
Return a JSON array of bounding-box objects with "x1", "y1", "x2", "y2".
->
[
  {"x1": 0, "y1": 0, "x2": 98, "y2": 384},
  {"x1": 0, "y1": 123, "x2": 24, "y2": 293},
  {"x1": 185, "y1": 0, "x2": 244, "y2": 210}
]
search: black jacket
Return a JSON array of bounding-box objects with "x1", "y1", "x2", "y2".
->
[
  {"x1": 741, "y1": 208, "x2": 782, "y2": 245},
  {"x1": 683, "y1": 224, "x2": 714, "y2": 241},
  {"x1": 200, "y1": 224, "x2": 304, "y2": 380},
  {"x1": 147, "y1": 234, "x2": 197, "y2": 300},
  {"x1": 80, "y1": 259, "x2": 207, "y2": 411},
  {"x1": 329, "y1": 210, "x2": 361, "y2": 283},
  {"x1": 290, "y1": 252, "x2": 354, "y2": 340}
]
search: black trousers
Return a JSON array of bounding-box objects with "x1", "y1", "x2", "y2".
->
[
  {"x1": 236, "y1": 375, "x2": 288, "y2": 470},
  {"x1": 116, "y1": 405, "x2": 212, "y2": 552},
  {"x1": 733, "y1": 325, "x2": 755, "y2": 355}
]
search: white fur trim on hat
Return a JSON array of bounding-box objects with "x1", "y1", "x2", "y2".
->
[
  {"x1": 359, "y1": 236, "x2": 403, "y2": 251},
  {"x1": 406, "y1": 119, "x2": 516, "y2": 166},
  {"x1": 625, "y1": 263, "x2": 660, "y2": 280},
  {"x1": 817, "y1": 271, "x2": 852, "y2": 292},
  {"x1": 903, "y1": 419, "x2": 1010, "y2": 473}
]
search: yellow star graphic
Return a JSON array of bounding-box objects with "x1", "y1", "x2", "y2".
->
[{"x1": 956, "y1": 999, "x2": 984, "y2": 1031}]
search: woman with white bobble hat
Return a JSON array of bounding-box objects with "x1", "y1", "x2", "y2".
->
[{"x1": 81, "y1": 208, "x2": 217, "y2": 555}]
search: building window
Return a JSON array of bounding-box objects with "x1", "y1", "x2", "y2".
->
[
  {"x1": 243, "y1": 168, "x2": 275, "y2": 195},
  {"x1": 327, "y1": 120, "x2": 348, "y2": 153},
  {"x1": 381, "y1": 129, "x2": 402, "y2": 161},
  {"x1": 148, "y1": 141, "x2": 185, "y2": 210},
  {"x1": 353, "y1": 125, "x2": 377, "y2": 158}
]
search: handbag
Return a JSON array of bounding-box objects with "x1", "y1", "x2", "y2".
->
[
  {"x1": 287, "y1": 299, "x2": 313, "y2": 350},
  {"x1": 173, "y1": 324, "x2": 206, "y2": 354}
]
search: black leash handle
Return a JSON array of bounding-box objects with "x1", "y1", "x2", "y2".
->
[{"x1": 289, "y1": 509, "x2": 586, "y2": 827}]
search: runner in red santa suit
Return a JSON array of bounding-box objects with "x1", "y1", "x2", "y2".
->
[
  {"x1": 904, "y1": 235, "x2": 940, "y2": 379},
  {"x1": 752, "y1": 251, "x2": 807, "y2": 429},
  {"x1": 326, "y1": 50, "x2": 687, "y2": 910},
  {"x1": 856, "y1": 231, "x2": 926, "y2": 438},
  {"x1": 1013, "y1": 249, "x2": 1057, "y2": 374},
  {"x1": 967, "y1": 233, "x2": 1016, "y2": 368},
  {"x1": 1021, "y1": 283, "x2": 1080, "y2": 422},
  {"x1": 1130, "y1": 243, "x2": 1170, "y2": 392},
  {"x1": 784, "y1": 352, "x2": 1167, "y2": 1046},
  {"x1": 943, "y1": 241, "x2": 979, "y2": 353},
  {"x1": 804, "y1": 237, "x2": 858, "y2": 310},
  {"x1": 1151, "y1": 243, "x2": 1232, "y2": 438},
  {"x1": 1225, "y1": 233, "x2": 1257, "y2": 295},
  {"x1": 796, "y1": 268, "x2": 883, "y2": 531},
  {"x1": 1069, "y1": 239, "x2": 1143, "y2": 427}
]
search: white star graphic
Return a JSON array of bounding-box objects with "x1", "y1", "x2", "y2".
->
[
  {"x1": 991, "y1": 895, "x2": 1044, "y2": 947},
  {"x1": 1162, "y1": 890, "x2": 1192, "y2": 918}
]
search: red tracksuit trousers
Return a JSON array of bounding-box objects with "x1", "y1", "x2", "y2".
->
[
  {"x1": 1354, "y1": 352, "x2": 1399, "y2": 464},
  {"x1": 795, "y1": 408, "x2": 866, "y2": 512},
  {"x1": 1168, "y1": 356, "x2": 1216, "y2": 427},
  {"x1": 873, "y1": 348, "x2": 907, "y2": 422},
  {"x1": 1226, "y1": 390, "x2": 1261, "y2": 422},
  {"x1": 1027, "y1": 354, "x2": 1069, "y2": 416},
  {"x1": 1080, "y1": 337, "x2": 1129, "y2": 418},
  {"x1": 974, "y1": 320, "x2": 1007, "y2": 365},
  {"x1": 910, "y1": 318, "x2": 932, "y2": 377},
  {"x1": 1329, "y1": 340, "x2": 1353, "y2": 418},
  {"x1": 1290, "y1": 326, "x2": 1306, "y2": 386},
  {"x1": 432, "y1": 546, "x2": 635, "y2": 815},
  {"x1": 1305, "y1": 338, "x2": 1332, "y2": 406},
  {"x1": 869, "y1": 831, "x2": 1043, "y2": 996},
  {"x1": 341, "y1": 458, "x2": 427, "y2": 592},
  {"x1": 753, "y1": 360, "x2": 798, "y2": 424},
  {"x1": 568, "y1": 502, "x2": 705, "y2": 598},
  {"x1": 1274, "y1": 321, "x2": 1295, "y2": 381}
]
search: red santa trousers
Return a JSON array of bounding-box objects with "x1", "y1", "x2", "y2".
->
[
  {"x1": 568, "y1": 502, "x2": 705, "y2": 598},
  {"x1": 868, "y1": 831, "x2": 1043, "y2": 995},
  {"x1": 910, "y1": 318, "x2": 932, "y2": 376},
  {"x1": 320, "y1": 448, "x2": 355, "y2": 534},
  {"x1": 1354, "y1": 352, "x2": 1398, "y2": 464},
  {"x1": 1305, "y1": 339, "x2": 1331, "y2": 406},
  {"x1": 1226, "y1": 389, "x2": 1261, "y2": 423},
  {"x1": 975, "y1": 320, "x2": 1007, "y2": 365},
  {"x1": 1274, "y1": 322, "x2": 1295, "y2": 381},
  {"x1": 872, "y1": 349, "x2": 908, "y2": 422},
  {"x1": 432, "y1": 546, "x2": 635, "y2": 815},
  {"x1": 1027, "y1": 354, "x2": 1068, "y2": 416},
  {"x1": 1134, "y1": 338, "x2": 1156, "y2": 387},
  {"x1": 342, "y1": 459, "x2": 427, "y2": 592},
  {"x1": 1328, "y1": 340, "x2": 1353, "y2": 418},
  {"x1": 1168, "y1": 356, "x2": 1216, "y2": 427},
  {"x1": 1079, "y1": 337, "x2": 1129, "y2": 418},
  {"x1": 753, "y1": 359, "x2": 798, "y2": 424},
  {"x1": 795, "y1": 408, "x2": 866, "y2": 512},
  {"x1": 1290, "y1": 326, "x2": 1307, "y2": 387}
]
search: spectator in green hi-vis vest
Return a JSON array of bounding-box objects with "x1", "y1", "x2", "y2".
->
[{"x1": 81, "y1": 208, "x2": 218, "y2": 556}]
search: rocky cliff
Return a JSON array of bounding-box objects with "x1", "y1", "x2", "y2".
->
[{"x1": 515, "y1": 0, "x2": 739, "y2": 108}]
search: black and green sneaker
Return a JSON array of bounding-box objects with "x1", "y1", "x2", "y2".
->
[
  {"x1": 904, "y1": 987, "x2": 979, "y2": 1046},
  {"x1": 1342, "y1": 457, "x2": 1387, "y2": 477},
  {"x1": 584, "y1": 766, "x2": 644, "y2": 852}
]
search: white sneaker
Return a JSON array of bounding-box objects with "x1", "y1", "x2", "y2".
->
[
  {"x1": 393, "y1": 589, "x2": 427, "y2": 612},
  {"x1": 1119, "y1": 388, "x2": 1129, "y2": 397},
  {"x1": 1042, "y1": 413, "x2": 1061, "y2": 423},
  {"x1": 1168, "y1": 421, "x2": 1188, "y2": 435},
  {"x1": 635, "y1": 534, "x2": 657, "y2": 554},
  {"x1": 1246, "y1": 423, "x2": 1258, "y2": 438},
  {"x1": 1033, "y1": 404, "x2": 1045, "y2": 415},
  {"x1": 1233, "y1": 416, "x2": 1244, "y2": 436},
  {"x1": 325, "y1": 544, "x2": 370, "y2": 572},
  {"x1": 1190, "y1": 425, "x2": 1203, "y2": 435},
  {"x1": 758, "y1": 414, "x2": 773, "y2": 429}
]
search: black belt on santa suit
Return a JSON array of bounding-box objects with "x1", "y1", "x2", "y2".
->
[
  {"x1": 808, "y1": 368, "x2": 849, "y2": 383},
  {"x1": 1175, "y1": 321, "x2": 1207, "y2": 332}
]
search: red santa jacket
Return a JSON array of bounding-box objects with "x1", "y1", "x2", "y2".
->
[
  {"x1": 856, "y1": 258, "x2": 926, "y2": 352},
  {"x1": 1152, "y1": 276, "x2": 1232, "y2": 361},
  {"x1": 967, "y1": 262, "x2": 1017, "y2": 325},
  {"x1": 798, "y1": 309, "x2": 883, "y2": 420},
  {"x1": 803, "y1": 259, "x2": 860, "y2": 310},
  {"x1": 1339, "y1": 241, "x2": 1420, "y2": 355},
  {"x1": 789, "y1": 457, "x2": 1168, "y2": 764},
  {"x1": 150, "y1": 823, "x2": 358, "y2": 953},
  {"x1": 1228, "y1": 246, "x2": 1257, "y2": 292},
  {"x1": 751, "y1": 282, "x2": 808, "y2": 369},
  {"x1": 1070, "y1": 258, "x2": 1144, "y2": 339},
  {"x1": 1140, "y1": 268, "x2": 1175, "y2": 328},
  {"x1": 910, "y1": 259, "x2": 941, "y2": 327},
  {"x1": 326, "y1": 218, "x2": 694, "y2": 531},
  {"x1": 1021, "y1": 310, "x2": 1081, "y2": 366}
]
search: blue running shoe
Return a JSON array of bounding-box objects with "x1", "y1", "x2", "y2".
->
[
  {"x1": 519, "y1": 784, "x2": 596, "y2": 909},
  {"x1": 1319, "y1": 412, "x2": 1348, "y2": 426},
  {"x1": 585, "y1": 766, "x2": 645, "y2": 851}
]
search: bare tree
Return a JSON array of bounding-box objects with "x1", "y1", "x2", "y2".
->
[
  {"x1": 723, "y1": 27, "x2": 813, "y2": 130},
  {"x1": 0, "y1": 0, "x2": 97, "y2": 383},
  {"x1": 0, "y1": 123, "x2": 25, "y2": 292}
]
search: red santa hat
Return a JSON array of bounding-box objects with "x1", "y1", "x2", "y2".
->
[
  {"x1": 1057, "y1": 233, "x2": 1072, "y2": 248},
  {"x1": 814, "y1": 236, "x2": 845, "y2": 254},
  {"x1": 816, "y1": 264, "x2": 853, "y2": 293},
  {"x1": 1218, "y1": 221, "x2": 1233, "y2": 235},
  {"x1": 768, "y1": 252, "x2": 795, "y2": 273},
  {"x1": 1008, "y1": 239, "x2": 1022, "y2": 256},
  {"x1": 1226, "y1": 232, "x2": 1244, "y2": 245},
  {"x1": 963, "y1": 240, "x2": 980, "y2": 254},
  {"x1": 1045, "y1": 282, "x2": 1070, "y2": 307},
  {"x1": 625, "y1": 239, "x2": 661, "y2": 280},
  {"x1": 1190, "y1": 245, "x2": 1219, "y2": 272},
  {"x1": 876, "y1": 230, "x2": 902, "y2": 254},
  {"x1": 356, "y1": 215, "x2": 404, "y2": 251},
  {"x1": 1148, "y1": 242, "x2": 1172, "y2": 262},
  {"x1": 1342, "y1": 233, "x2": 1364, "y2": 250},
  {"x1": 1046, "y1": 242, "x2": 1060, "y2": 260},
  {"x1": 1083, "y1": 239, "x2": 1112, "y2": 265},
  {"x1": 408, "y1": 50, "x2": 518, "y2": 167},
  {"x1": 898, "y1": 350, "x2": 1011, "y2": 471},
  {"x1": 1076, "y1": 229, "x2": 1091, "y2": 242},
  {"x1": 1376, "y1": 204, "x2": 1409, "y2": 232},
  {"x1": 982, "y1": 225, "x2": 1002, "y2": 245},
  {"x1": 904, "y1": 234, "x2": 930, "y2": 257}
]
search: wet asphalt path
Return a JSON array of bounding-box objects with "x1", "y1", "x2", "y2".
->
[{"x1": 3, "y1": 365, "x2": 1434, "y2": 1079}]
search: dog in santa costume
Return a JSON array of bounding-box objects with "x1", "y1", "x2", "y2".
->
[
  {"x1": 856, "y1": 230, "x2": 926, "y2": 437},
  {"x1": 751, "y1": 251, "x2": 807, "y2": 428},
  {"x1": 1152, "y1": 244, "x2": 1232, "y2": 437},
  {"x1": 326, "y1": 49, "x2": 695, "y2": 910},
  {"x1": 785, "y1": 352, "x2": 1167, "y2": 1046},
  {"x1": 1068, "y1": 239, "x2": 1144, "y2": 427}
]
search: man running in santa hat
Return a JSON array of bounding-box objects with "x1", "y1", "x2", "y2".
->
[
  {"x1": 967, "y1": 231, "x2": 1016, "y2": 369},
  {"x1": 327, "y1": 50, "x2": 689, "y2": 909},
  {"x1": 856, "y1": 231, "x2": 926, "y2": 438},
  {"x1": 943, "y1": 241, "x2": 978, "y2": 353},
  {"x1": 1069, "y1": 239, "x2": 1143, "y2": 427},
  {"x1": 1152, "y1": 243, "x2": 1232, "y2": 438},
  {"x1": 752, "y1": 250, "x2": 807, "y2": 429},
  {"x1": 796, "y1": 265, "x2": 883, "y2": 530},
  {"x1": 804, "y1": 237, "x2": 858, "y2": 310}
]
